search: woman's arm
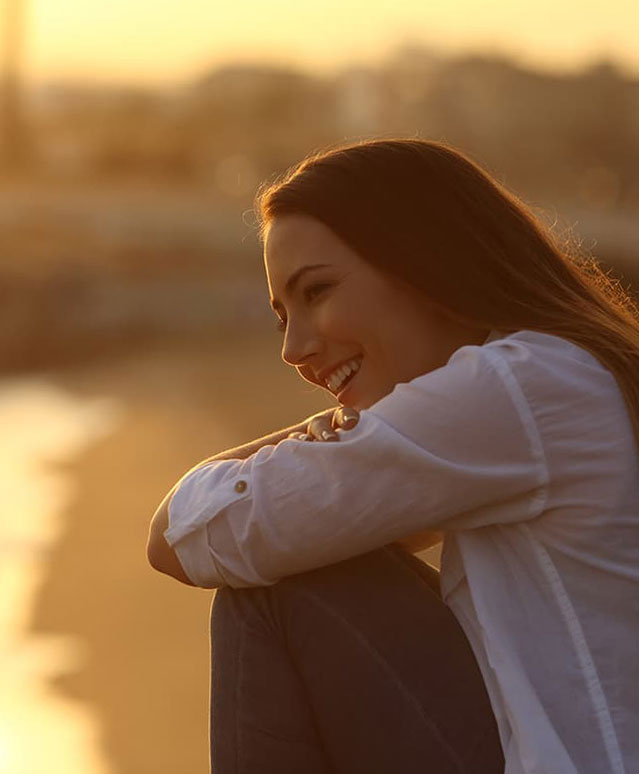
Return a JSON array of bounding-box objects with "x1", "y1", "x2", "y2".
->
[
  {"x1": 147, "y1": 414, "x2": 331, "y2": 583},
  {"x1": 147, "y1": 407, "x2": 443, "y2": 584}
]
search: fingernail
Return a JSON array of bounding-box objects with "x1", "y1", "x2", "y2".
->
[{"x1": 321, "y1": 430, "x2": 338, "y2": 441}]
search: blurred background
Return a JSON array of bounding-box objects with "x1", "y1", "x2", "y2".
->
[{"x1": 1, "y1": 1, "x2": 637, "y2": 772}]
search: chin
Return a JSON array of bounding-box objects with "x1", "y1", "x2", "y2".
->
[
  {"x1": 341, "y1": 390, "x2": 383, "y2": 411},
  {"x1": 340, "y1": 398, "x2": 365, "y2": 411},
  {"x1": 336, "y1": 390, "x2": 364, "y2": 410}
]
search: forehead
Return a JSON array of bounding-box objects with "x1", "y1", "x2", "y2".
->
[{"x1": 264, "y1": 214, "x2": 337, "y2": 275}]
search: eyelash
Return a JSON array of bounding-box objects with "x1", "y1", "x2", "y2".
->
[{"x1": 275, "y1": 282, "x2": 332, "y2": 333}]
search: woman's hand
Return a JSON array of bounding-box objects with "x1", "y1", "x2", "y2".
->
[{"x1": 288, "y1": 406, "x2": 360, "y2": 442}]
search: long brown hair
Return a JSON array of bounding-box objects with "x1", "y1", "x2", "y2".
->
[{"x1": 254, "y1": 138, "x2": 639, "y2": 458}]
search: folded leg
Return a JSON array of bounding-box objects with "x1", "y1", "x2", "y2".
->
[{"x1": 210, "y1": 545, "x2": 503, "y2": 774}]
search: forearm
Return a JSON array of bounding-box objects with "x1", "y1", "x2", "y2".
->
[
  {"x1": 210, "y1": 419, "x2": 443, "y2": 557},
  {"x1": 148, "y1": 408, "x2": 440, "y2": 583},
  {"x1": 147, "y1": 411, "x2": 332, "y2": 580},
  {"x1": 195, "y1": 416, "x2": 318, "y2": 465}
]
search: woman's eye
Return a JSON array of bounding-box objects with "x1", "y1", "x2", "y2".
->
[
  {"x1": 274, "y1": 283, "x2": 332, "y2": 334},
  {"x1": 303, "y1": 282, "x2": 332, "y2": 303}
]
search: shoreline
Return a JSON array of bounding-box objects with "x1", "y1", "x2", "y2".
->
[
  {"x1": 17, "y1": 331, "x2": 439, "y2": 773},
  {"x1": 25, "y1": 332, "x2": 335, "y2": 773},
  {"x1": 0, "y1": 374, "x2": 120, "y2": 774}
]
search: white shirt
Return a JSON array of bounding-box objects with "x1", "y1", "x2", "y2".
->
[{"x1": 165, "y1": 329, "x2": 639, "y2": 774}]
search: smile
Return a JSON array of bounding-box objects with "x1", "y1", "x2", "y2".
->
[{"x1": 326, "y1": 355, "x2": 363, "y2": 394}]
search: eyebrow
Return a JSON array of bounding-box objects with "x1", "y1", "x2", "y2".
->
[{"x1": 270, "y1": 263, "x2": 332, "y2": 311}]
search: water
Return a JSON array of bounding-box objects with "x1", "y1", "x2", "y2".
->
[{"x1": 0, "y1": 375, "x2": 122, "y2": 774}]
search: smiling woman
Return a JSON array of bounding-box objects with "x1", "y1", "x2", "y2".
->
[
  {"x1": 263, "y1": 214, "x2": 489, "y2": 409},
  {"x1": 147, "y1": 138, "x2": 639, "y2": 774}
]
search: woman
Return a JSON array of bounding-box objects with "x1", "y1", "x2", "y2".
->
[{"x1": 147, "y1": 138, "x2": 639, "y2": 773}]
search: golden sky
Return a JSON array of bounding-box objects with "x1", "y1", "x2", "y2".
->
[{"x1": 22, "y1": 0, "x2": 639, "y2": 85}]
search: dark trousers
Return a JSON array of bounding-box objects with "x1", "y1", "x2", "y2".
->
[{"x1": 209, "y1": 544, "x2": 505, "y2": 773}]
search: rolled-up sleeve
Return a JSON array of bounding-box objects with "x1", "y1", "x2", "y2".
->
[{"x1": 164, "y1": 343, "x2": 550, "y2": 588}]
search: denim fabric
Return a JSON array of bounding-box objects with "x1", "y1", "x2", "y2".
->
[{"x1": 210, "y1": 545, "x2": 505, "y2": 774}]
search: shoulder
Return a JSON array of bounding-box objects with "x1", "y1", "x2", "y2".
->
[
  {"x1": 478, "y1": 329, "x2": 618, "y2": 405},
  {"x1": 365, "y1": 331, "x2": 540, "y2": 458},
  {"x1": 365, "y1": 328, "x2": 618, "y2": 459},
  {"x1": 481, "y1": 329, "x2": 605, "y2": 369},
  {"x1": 479, "y1": 330, "x2": 633, "y2": 477}
]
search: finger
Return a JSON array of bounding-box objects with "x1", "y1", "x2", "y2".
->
[
  {"x1": 307, "y1": 416, "x2": 339, "y2": 442},
  {"x1": 334, "y1": 406, "x2": 360, "y2": 430},
  {"x1": 287, "y1": 431, "x2": 312, "y2": 441}
]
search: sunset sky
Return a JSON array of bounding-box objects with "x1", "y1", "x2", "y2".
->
[{"x1": 19, "y1": 0, "x2": 639, "y2": 86}]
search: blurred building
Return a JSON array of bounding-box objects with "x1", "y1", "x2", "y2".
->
[{"x1": 1, "y1": 47, "x2": 637, "y2": 372}]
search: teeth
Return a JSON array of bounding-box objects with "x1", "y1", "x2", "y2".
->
[{"x1": 326, "y1": 357, "x2": 362, "y2": 392}]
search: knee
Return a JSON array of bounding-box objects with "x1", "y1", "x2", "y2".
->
[
  {"x1": 210, "y1": 577, "x2": 289, "y2": 637},
  {"x1": 210, "y1": 585, "x2": 245, "y2": 638},
  {"x1": 273, "y1": 544, "x2": 428, "y2": 599},
  {"x1": 210, "y1": 545, "x2": 432, "y2": 637},
  {"x1": 210, "y1": 546, "x2": 388, "y2": 629}
]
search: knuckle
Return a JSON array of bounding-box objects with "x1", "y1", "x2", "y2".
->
[
  {"x1": 307, "y1": 411, "x2": 340, "y2": 440},
  {"x1": 289, "y1": 431, "x2": 311, "y2": 442},
  {"x1": 336, "y1": 406, "x2": 359, "y2": 426}
]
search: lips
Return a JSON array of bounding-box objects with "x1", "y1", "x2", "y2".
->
[
  {"x1": 336, "y1": 365, "x2": 360, "y2": 399},
  {"x1": 318, "y1": 354, "x2": 363, "y2": 393},
  {"x1": 325, "y1": 355, "x2": 363, "y2": 395}
]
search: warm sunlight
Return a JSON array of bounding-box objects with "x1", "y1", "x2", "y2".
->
[
  {"x1": 24, "y1": 0, "x2": 639, "y2": 85},
  {"x1": 0, "y1": 382, "x2": 120, "y2": 774},
  {"x1": 1, "y1": 2, "x2": 638, "y2": 771}
]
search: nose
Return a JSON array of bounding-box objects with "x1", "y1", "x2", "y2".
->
[{"x1": 281, "y1": 316, "x2": 322, "y2": 368}]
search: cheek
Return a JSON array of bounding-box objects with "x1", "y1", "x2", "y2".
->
[
  {"x1": 373, "y1": 306, "x2": 427, "y2": 370},
  {"x1": 320, "y1": 301, "x2": 365, "y2": 339}
]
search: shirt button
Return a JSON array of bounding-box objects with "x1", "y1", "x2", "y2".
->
[{"x1": 234, "y1": 480, "x2": 247, "y2": 493}]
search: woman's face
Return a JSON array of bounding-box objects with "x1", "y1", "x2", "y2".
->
[{"x1": 264, "y1": 214, "x2": 490, "y2": 410}]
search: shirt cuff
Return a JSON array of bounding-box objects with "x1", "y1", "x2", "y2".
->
[
  {"x1": 163, "y1": 459, "x2": 252, "y2": 545},
  {"x1": 163, "y1": 459, "x2": 253, "y2": 587},
  {"x1": 170, "y1": 526, "x2": 225, "y2": 588}
]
